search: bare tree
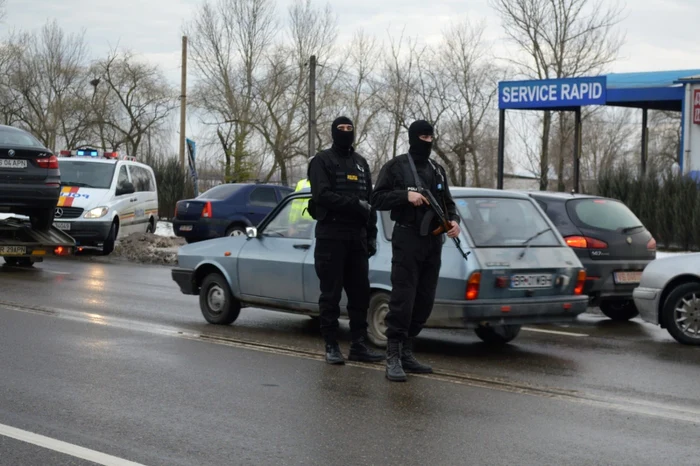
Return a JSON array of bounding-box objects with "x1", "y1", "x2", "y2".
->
[
  {"x1": 95, "y1": 49, "x2": 176, "y2": 157},
  {"x1": 434, "y1": 19, "x2": 501, "y2": 187},
  {"x1": 241, "y1": 0, "x2": 338, "y2": 185},
  {"x1": 580, "y1": 108, "x2": 634, "y2": 181},
  {"x1": 380, "y1": 29, "x2": 422, "y2": 160},
  {"x1": 187, "y1": 0, "x2": 276, "y2": 182},
  {"x1": 490, "y1": 0, "x2": 625, "y2": 190},
  {"x1": 5, "y1": 21, "x2": 89, "y2": 149}
]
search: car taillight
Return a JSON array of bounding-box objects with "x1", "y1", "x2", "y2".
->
[
  {"x1": 466, "y1": 272, "x2": 481, "y2": 300},
  {"x1": 647, "y1": 237, "x2": 656, "y2": 251},
  {"x1": 564, "y1": 235, "x2": 608, "y2": 249},
  {"x1": 201, "y1": 201, "x2": 212, "y2": 218},
  {"x1": 37, "y1": 155, "x2": 59, "y2": 169},
  {"x1": 574, "y1": 270, "x2": 586, "y2": 295}
]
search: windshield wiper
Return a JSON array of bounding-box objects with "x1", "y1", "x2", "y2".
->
[
  {"x1": 622, "y1": 225, "x2": 643, "y2": 233},
  {"x1": 518, "y1": 228, "x2": 553, "y2": 259}
]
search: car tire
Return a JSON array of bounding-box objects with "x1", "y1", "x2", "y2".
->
[
  {"x1": 101, "y1": 222, "x2": 117, "y2": 256},
  {"x1": 367, "y1": 292, "x2": 390, "y2": 348},
  {"x1": 660, "y1": 282, "x2": 700, "y2": 345},
  {"x1": 600, "y1": 300, "x2": 639, "y2": 321},
  {"x1": 29, "y1": 208, "x2": 55, "y2": 232},
  {"x1": 3, "y1": 257, "x2": 34, "y2": 267},
  {"x1": 474, "y1": 324, "x2": 521, "y2": 345},
  {"x1": 199, "y1": 273, "x2": 241, "y2": 325},
  {"x1": 225, "y1": 225, "x2": 246, "y2": 237}
]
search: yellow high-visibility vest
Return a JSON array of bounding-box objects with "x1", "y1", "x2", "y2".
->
[{"x1": 289, "y1": 178, "x2": 312, "y2": 223}]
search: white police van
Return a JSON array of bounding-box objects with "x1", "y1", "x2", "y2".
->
[{"x1": 54, "y1": 148, "x2": 159, "y2": 255}]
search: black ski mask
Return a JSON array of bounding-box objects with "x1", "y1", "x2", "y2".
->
[
  {"x1": 408, "y1": 120, "x2": 434, "y2": 162},
  {"x1": 331, "y1": 116, "x2": 355, "y2": 154}
]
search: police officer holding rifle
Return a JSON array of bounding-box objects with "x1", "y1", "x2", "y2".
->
[{"x1": 372, "y1": 120, "x2": 462, "y2": 382}]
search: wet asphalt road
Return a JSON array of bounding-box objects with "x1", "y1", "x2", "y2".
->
[{"x1": 1, "y1": 257, "x2": 700, "y2": 465}]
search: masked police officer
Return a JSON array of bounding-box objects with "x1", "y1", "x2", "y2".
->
[
  {"x1": 371, "y1": 120, "x2": 460, "y2": 382},
  {"x1": 307, "y1": 116, "x2": 384, "y2": 365}
]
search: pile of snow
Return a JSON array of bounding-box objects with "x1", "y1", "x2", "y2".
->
[
  {"x1": 155, "y1": 220, "x2": 176, "y2": 238},
  {"x1": 112, "y1": 232, "x2": 185, "y2": 265}
]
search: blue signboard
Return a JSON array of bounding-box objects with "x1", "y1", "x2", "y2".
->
[
  {"x1": 499, "y1": 76, "x2": 607, "y2": 109},
  {"x1": 186, "y1": 138, "x2": 199, "y2": 197}
]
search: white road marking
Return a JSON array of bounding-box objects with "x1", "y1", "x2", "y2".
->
[
  {"x1": 0, "y1": 422, "x2": 146, "y2": 466},
  {"x1": 522, "y1": 327, "x2": 588, "y2": 337}
]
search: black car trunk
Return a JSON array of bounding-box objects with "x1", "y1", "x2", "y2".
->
[
  {"x1": 0, "y1": 147, "x2": 49, "y2": 184},
  {"x1": 176, "y1": 200, "x2": 207, "y2": 220}
]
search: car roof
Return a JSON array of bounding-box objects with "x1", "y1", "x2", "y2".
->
[
  {"x1": 518, "y1": 190, "x2": 602, "y2": 201},
  {"x1": 292, "y1": 186, "x2": 534, "y2": 199},
  {"x1": 0, "y1": 124, "x2": 32, "y2": 134}
]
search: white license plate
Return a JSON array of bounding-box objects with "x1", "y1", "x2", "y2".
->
[
  {"x1": 511, "y1": 274, "x2": 553, "y2": 289},
  {"x1": 54, "y1": 222, "x2": 71, "y2": 231},
  {"x1": 0, "y1": 159, "x2": 27, "y2": 169},
  {"x1": 614, "y1": 271, "x2": 642, "y2": 284},
  {"x1": 179, "y1": 225, "x2": 193, "y2": 232},
  {"x1": 0, "y1": 246, "x2": 27, "y2": 255}
]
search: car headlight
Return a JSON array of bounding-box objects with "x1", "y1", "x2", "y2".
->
[{"x1": 84, "y1": 207, "x2": 109, "y2": 219}]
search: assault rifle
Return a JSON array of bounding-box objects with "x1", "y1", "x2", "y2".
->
[{"x1": 417, "y1": 188, "x2": 470, "y2": 261}]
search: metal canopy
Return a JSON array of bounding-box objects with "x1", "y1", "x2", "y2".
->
[{"x1": 496, "y1": 69, "x2": 700, "y2": 191}]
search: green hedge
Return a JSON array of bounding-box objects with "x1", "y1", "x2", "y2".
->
[
  {"x1": 596, "y1": 168, "x2": 700, "y2": 251},
  {"x1": 150, "y1": 158, "x2": 195, "y2": 221}
]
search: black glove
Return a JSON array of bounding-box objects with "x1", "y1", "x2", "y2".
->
[
  {"x1": 355, "y1": 199, "x2": 371, "y2": 220},
  {"x1": 368, "y1": 238, "x2": 377, "y2": 257}
]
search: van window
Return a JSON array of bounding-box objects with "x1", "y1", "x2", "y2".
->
[
  {"x1": 249, "y1": 187, "x2": 278, "y2": 207},
  {"x1": 129, "y1": 166, "x2": 153, "y2": 192},
  {"x1": 456, "y1": 197, "x2": 560, "y2": 247},
  {"x1": 116, "y1": 165, "x2": 130, "y2": 191}
]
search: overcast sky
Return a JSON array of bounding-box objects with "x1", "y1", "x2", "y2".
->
[
  {"x1": 4, "y1": 0, "x2": 699, "y2": 174},
  {"x1": 6, "y1": 0, "x2": 700, "y2": 82}
]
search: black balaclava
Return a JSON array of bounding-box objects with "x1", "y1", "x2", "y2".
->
[
  {"x1": 408, "y1": 120, "x2": 434, "y2": 162},
  {"x1": 331, "y1": 116, "x2": 355, "y2": 154}
]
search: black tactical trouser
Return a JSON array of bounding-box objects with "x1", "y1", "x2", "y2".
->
[
  {"x1": 314, "y1": 234, "x2": 370, "y2": 343},
  {"x1": 386, "y1": 225, "x2": 443, "y2": 341}
]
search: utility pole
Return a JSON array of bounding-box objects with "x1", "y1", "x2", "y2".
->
[
  {"x1": 179, "y1": 36, "x2": 188, "y2": 171},
  {"x1": 308, "y1": 55, "x2": 316, "y2": 160}
]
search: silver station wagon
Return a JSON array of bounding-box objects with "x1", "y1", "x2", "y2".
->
[{"x1": 172, "y1": 187, "x2": 589, "y2": 346}]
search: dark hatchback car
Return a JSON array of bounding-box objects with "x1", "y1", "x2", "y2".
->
[
  {"x1": 173, "y1": 183, "x2": 293, "y2": 243},
  {"x1": 527, "y1": 192, "x2": 656, "y2": 321},
  {"x1": 0, "y1": 125, "x2": 60, "y2": 231}
]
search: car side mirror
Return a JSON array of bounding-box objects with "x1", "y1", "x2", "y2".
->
[
  {"x1": 117, "y1": 182, "x2": 135, "y2": 196},
  {"x1": 246, "y1": 227, "x2": 258, "y2": 239}
]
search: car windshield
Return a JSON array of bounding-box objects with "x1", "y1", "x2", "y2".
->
[
  {"x1": 0, "y1": 127, "x2": 44, "y2": 148},
  {"x1": 58, "y1": 160, "x2": 116, "y2": 189},
  {"x1": 566, "y1": 198, "x2": 643, "y2": 232},
  {"x1": 197, "y1": 184, "x2": 244, "y2": 200},
  {"x1": 456, "y1": 197, "x2": 560, "y2": 247}
]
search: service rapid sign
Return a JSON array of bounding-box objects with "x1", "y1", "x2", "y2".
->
[
  {"x1": 499, "y1": 76, "x2": 607, "y2": 110},
  {"x1": 693, "y1": 89, "x2": 700, "y2": 124}
]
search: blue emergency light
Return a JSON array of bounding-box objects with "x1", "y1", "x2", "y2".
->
[{"x1": 77, "y1": 149, "x2": 99, "y2": 157}]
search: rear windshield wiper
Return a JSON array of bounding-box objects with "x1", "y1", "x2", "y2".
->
[
  {"x1": 621, "y1": 225, "x2": 644, "y2": 233},
  {"x1": 518, "y1": 228, "x2": 553, "y2": 259}
]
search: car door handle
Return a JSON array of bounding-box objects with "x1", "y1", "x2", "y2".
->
[{"x1": 293, "y1": 244, "x2": 310, "y2": 250}]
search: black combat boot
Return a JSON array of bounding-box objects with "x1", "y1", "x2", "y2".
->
[
  {"x1": 348, "y1": 335, "x2": 385, "y2": 363},
  {"x1": 325, "y1": 341, "x2": 345, "y2": 365},
  {"x1": 385, "y1": 339, "x2": 407, "y2": 382},
  {"x1": 401, "y1": 337, "x2": 433, "y2": 374}
]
